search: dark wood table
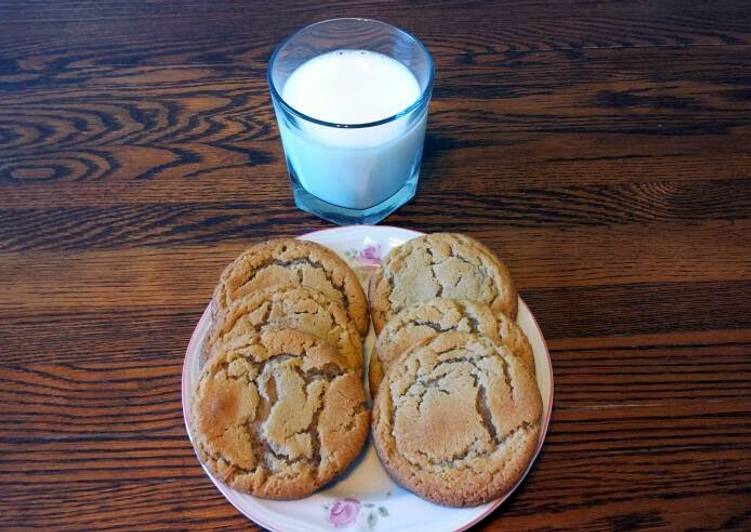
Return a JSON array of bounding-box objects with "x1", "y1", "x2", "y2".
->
[{"x1": 2, "y1": 1, "x2": 750, "y2": 529}]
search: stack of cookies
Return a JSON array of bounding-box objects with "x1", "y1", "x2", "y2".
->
[
  {"x1": 368, "y1": 233, "x2": 542, "y2": 507},
  {"x1": 191, "y1": 239, "x2": 370, "y2": 500},
  {"x1": 190, "y1": 232, "x2": 542, "y2": 507}
]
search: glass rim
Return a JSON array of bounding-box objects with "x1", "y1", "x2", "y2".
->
[{"x1": 267, "y1": 17, "x2": 435, "y2": 129}]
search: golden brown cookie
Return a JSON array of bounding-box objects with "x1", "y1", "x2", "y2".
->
[
  {"x1": 369, "y1": 299, "x2": 533, "y2": 395},
  {"x1": 213, "y1": 238, "x2": 369, "y2": 336},
  {"x1": 368, "y1": 233, "x2": 517, "y2": 333},
  {"x1": 206, "y1": 286, "x2": 362, "y2": 371},
  {"x1": 192, "y1": 329, "x2": 369, "y2": 500},
  {"x1": 372, "y1": 332, "x2": 541, "y2": 507}
]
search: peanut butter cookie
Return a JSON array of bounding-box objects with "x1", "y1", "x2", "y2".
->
[
  {"x1": 214, "y1": 239, "x2": 369, "y2": 336},
  {"x1": 369, "y1": 299, "x2": 533, "y2": 394},
  {"x1": 372, "y1": 332, "x2": 541, "y2": 507},
  {"x1": 192, "y1": 329, "x2": 369, "y2": 500},
  {"x1": 368, "y1": 233, "x2": 517, "y2": 333},
  {"x1": 207, "y1": 286, "x2": 362, "y2": 371}
]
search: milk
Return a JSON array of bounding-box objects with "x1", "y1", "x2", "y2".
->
[{"x1": 278, "y1": 50, "x2": 426, "y2": 210}]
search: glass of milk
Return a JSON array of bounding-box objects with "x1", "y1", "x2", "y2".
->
[{"x1": 268, "y1": 18, "x2": 434, "y2": 225}]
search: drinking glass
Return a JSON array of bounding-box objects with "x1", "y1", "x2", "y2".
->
[{"x1": 268, "y1": 18, "x2": 434, "y2": 225}]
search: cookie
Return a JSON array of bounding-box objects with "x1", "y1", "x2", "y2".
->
[
  {"x1": 371, "y1": 332, "x2": 541, "y2": 507},
  {"x1": 213, "y1": 238, "x2": 369, "y2": 337},
  {"x1": 368, "y1": 233, "x2": 517, "y2": 333},
  {"x1": 207, "y1": 286, "x2": 362, "y2": 370},
  {"x1": 369, "y1": 299, "x2": 534, "y2": 394},
  {"x1": 192, "y1": 329, "x2": 369, "y2": 500}
]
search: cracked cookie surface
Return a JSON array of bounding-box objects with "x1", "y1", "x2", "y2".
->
[
  {"x1": 213, "y1": 238, "x2": 369, "y2": 336},
  {"x1": 192, "y1": 329, "x2": 369, "y2": 499},
  {"x1": 207, "y1": 286, "x2": 362, "y2": 371},
  {"x1": 369, "y1": 299, "x2": 534, "y2": 395},
  {"x1": 371, "y1": 331, "x2": 541, "y2": 507},
  {"x1": 368, "y1": 233, "x2": 517, "y2": 333}
]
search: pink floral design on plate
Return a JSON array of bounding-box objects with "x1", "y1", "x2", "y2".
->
[
  {"x1": 344, "y1": 240, "x2": 382, "y2": 270},
  {"x1": 358, "y1": 242, "x2": 382, "y2": 267},
  {"x1": 324, "y1": 498, "x2": 390, "y2": 529},
  {"x1": 328, "y1": 498, "x2": 361, "y2": 528}
]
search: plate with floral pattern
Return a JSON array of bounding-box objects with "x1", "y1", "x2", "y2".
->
[{"x1": 182, "y1": 225, "x2": 554, "y2": 531}]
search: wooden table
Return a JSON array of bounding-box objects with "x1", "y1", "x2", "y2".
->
[{"x1": 2, "y1": 1, "x2": 750, "y2": 529}]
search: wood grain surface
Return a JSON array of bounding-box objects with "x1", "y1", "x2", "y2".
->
[{"x1": 1, "y1": 0, "x2": 750, "y2": 529}]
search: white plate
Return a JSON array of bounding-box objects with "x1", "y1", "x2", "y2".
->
[{"x1": 182, "y1": 225, "x2": 554, "y2": 531}]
